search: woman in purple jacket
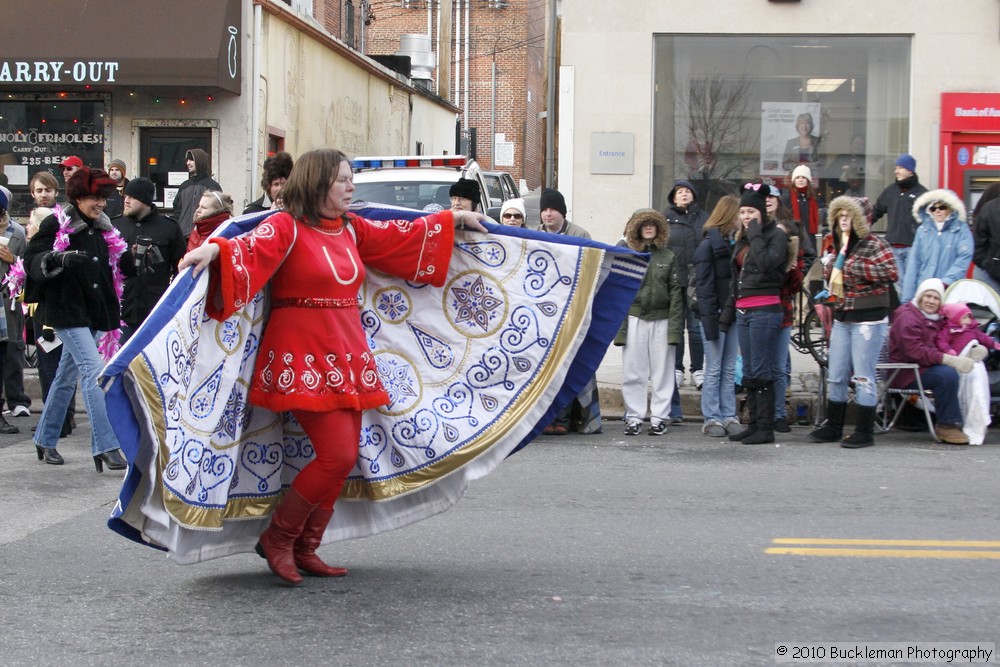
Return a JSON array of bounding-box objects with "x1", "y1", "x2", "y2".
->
[{"x1": 886, "y1": 277, "x2": 983, "y2": 444}]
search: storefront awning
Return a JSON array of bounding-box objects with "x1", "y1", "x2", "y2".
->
[{"x1": 0, "y1": 0, "x2": 242, "y2": 93}]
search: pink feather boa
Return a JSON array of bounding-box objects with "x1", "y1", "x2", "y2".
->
[{"x1": 50, "y1": 204, "x2": 127, "y2": 360}]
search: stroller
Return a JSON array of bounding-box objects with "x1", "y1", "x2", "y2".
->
[{"x1": 943, "y1": 278, "x2": 1000, "y2": 426}]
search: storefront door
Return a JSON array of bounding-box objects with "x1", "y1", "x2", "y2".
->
[{"x1": 139, "y1": 128, "x2": 212, "y2": 212}]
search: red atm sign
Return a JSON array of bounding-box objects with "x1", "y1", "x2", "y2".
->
[{"x1": 941, "y1": 92, "x2": 1000, "y2": 132}]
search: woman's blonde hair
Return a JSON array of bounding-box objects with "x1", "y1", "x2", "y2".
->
[
  {"x1": 701, "y1": 195, "x2": 740, "y2": 237},
  {"x1": 200, "y1": 190, "x2": 234, "y2": 216}
]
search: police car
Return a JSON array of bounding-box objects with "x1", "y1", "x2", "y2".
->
[{"x1": 351, "y1": 155, "x2": 495, "y2": 217}]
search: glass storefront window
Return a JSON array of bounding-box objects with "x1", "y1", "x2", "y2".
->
[
  {"x1": 0, "y1": 98, "x2": 106, "y2": 217},
  {"x1": 653, "y1": 34, "x2": 911, "y2": 225}
]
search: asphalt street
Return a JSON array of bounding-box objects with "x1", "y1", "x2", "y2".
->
[{"x1": 2, "y1": 413, "x2": 999, "y2": 666}]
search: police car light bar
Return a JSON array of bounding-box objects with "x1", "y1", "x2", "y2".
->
[{"x1": 351, "y1": 156, "x2": 468, "y2": 170}]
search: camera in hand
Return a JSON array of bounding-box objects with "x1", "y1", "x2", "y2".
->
[{"x1": 134, "y1": 235, "x2": 163, "y2": 273}]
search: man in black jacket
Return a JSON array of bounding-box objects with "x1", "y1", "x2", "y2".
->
[
  {"x1": 114, "y1": 178, "x2": 186, "y2": 343},
  {"x1": 172, "y1": 148, "x2": 221, "y2": 240},
  {"x1": 871, "y1": 153, "x2": 927, "y2": 284},
  {"x1": 243, "y1": 152, "x2": 293, "y2": 214},
  {"x1": 663, "y1": 179, "x2": 708, "y2": 419}
]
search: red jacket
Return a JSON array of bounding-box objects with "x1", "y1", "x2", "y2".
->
[{"x1": 888, "y1": 302, "x2": 945, "y2": 387}]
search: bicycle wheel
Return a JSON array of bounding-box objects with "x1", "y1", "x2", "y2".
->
[{"x1": 801, "y1": 306, "x2": 829, "y2": 367}]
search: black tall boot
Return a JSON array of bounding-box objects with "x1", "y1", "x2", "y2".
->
[
  {"x1": 729, "y1": 379, "x2": 758, "y2": 441},
  {"x1": 743, "y1": 381, "x2": 776, "y2": 445},
  {"x1": 809, "y1": 400, "x2": 847, "y2": 442},
  {"x1": 841, "y1": 404, "x2": 876, "y2": 448}
]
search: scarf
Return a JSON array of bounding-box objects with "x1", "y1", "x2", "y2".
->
[
  {"x1": 828, "y1": 231, "x2": 850, "y2": 298},
  {"x1": 193, "y1": 210, "x2": 231, "y2": 240},
  {"x1": 790, "y1": 189, "x2": 821, "y2": 235},
  {"x1": 52, "y1": 204, "x2": 128, "y2": 359}
]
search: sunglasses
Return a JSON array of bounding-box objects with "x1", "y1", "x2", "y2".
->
[
  {"x1": 502, "y1": 213, "x2": 523, "y2": 219},
  {"x1": 928, "y1": 204, "x2": 950, "y2": 212}
]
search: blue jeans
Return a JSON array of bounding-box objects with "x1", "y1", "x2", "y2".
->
[
  {"x1": 674, "y1": 301, "x2": 704, "y2": 374},
  {"x1": 826, "y1": 319, "x2": 887, "y2": 407},
  {"x1": 700, "y1": 322, "x2": 739, "y2": 423},
  {"x1": 908, "y1": 364, "x2": 962, "y2": 426},
  {"x1": 890, "y1": 246, "x2": 909, "y2": 294},
  {"x1": 972, "y1": 265, "x2": 1000, "y2": 294},
  {"x1": 770, "y1": 326, "x2": 793, "y2": 418},
  {"x1": 34, "y1": 327, "x2": 120, "y2": 455},
  {"x1": 736, "y1": 308, "x2": 783, "y2": 381}
]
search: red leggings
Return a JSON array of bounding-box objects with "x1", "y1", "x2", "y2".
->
[{"x1": 290, "y1": 409, "x2": 362, "y2": 510}]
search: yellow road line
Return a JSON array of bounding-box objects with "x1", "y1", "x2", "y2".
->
[
  {"x1": 766, "y1": 547, "x2": 1000, "y2": 559},
  {"x1": 771, "y1": 538, "x2": 1000, "y2": 548}
]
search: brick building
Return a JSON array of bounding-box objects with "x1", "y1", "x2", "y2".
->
[{"x1": 356, "y1": 0, "x2": 547, "y2": 190}]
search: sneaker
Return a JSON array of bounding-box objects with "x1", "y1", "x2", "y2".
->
[
  {"x1": 692, "y1": 370, "x2": 705, "y2": 390},
  {"x1": 722, "y1": 418, "x2": 744, "y2": 436},
  {"x1": 703, "y1": 421, "x2": 726, "y2": 437},
  {"x1": 669, "y1": 415, "x2": 683, "y2": 424},
  {"x1": 648, "y1": 421, "x2": 668, "y2": 436},
  {"x1": 624, "y1": 421, "x2": 641, "y2": 436},
  {"x1": 11, "y1": 405, "x2": 29, "y2": 418},
  {"x1": 675, "y1": 369, "x2": 685, "y2": 387},
  {"x1": 773, "y1": 418, "x2": 791, "y2": 433}
]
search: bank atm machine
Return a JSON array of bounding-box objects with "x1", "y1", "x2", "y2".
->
[{"x1": 940, "y1": 93, "x2": 1000, "y2": 214}]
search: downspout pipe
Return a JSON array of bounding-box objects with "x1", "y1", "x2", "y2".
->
[{"x1": 251, "y1": 1, "x2": 263, "y2": 202}]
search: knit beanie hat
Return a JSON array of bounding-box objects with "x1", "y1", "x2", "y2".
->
[
  {"x1": 449, "y1": 178, "x2": 480, "y2": 203},
  {"x1": 791, "y1": 164, "x2": 812, "y2": 182},
  {"x1": 739, "y1": 182, "x2": 769, "y2": 222},
  {"x1": 539, "y1": 188, "x2": 567, "y2": 217},
  {"x1": 501, "y1": 197, "x2": 526, "y2": 220},
  {"x1": 939, "y1": 302, "x2": 971, "y2": 328},
  {"x1": 124, "y1": 177, "x2": 156, "y2": 207},
  {"x1": 108, "y1": 158, "x2": 127, "y2": 176},
  {"x1": 895, "y1": 154, "x2": 917, "y2": 172},
  {"x1": 0, "y1": 185, "x2": 9, "y2": 211},
  {"x1": 912, "y1": 277, "x2": 945, "y2": 310}
]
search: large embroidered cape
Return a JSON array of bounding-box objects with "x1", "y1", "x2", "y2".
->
[{"x1": 101, "y1": 204, "x2": 648, "y2": 564}]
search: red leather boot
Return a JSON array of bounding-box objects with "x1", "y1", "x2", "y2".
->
[
  {"x1": 255, "y1": 488, "x2": 316, "y2": 585},
  {"x1": 294, "y1": 507, "x2": 348, "y2": 577}
]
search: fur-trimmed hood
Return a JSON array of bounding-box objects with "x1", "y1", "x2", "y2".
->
[
  {"x1": 827, "y1": 195, "x2": 869, "y2": 239},
  {"x1": 623, "y1": 208, "x2": 669, "y2": 251},
  {"x1": 913, "y1": 188, "x2": 966, "y2": 225}
]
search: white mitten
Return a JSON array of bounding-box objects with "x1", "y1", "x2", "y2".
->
[
  {"x1": 967, "y1": 345, "x2": 988, "y2": 362},
  {"x1": 942, "y1": 354, "x2": 974, "y2": 374}
]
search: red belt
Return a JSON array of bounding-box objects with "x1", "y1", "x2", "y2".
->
[{"x1": 272, "y1": 297, "x2": 359, "y2": 309}]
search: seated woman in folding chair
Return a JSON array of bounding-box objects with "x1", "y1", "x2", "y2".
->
[
  {"x1": 809, "y1": 196, "x2": 898, "y2": 448},
  {"x1": 886, "y1": 278, "x2": 985, "y2": 444}
]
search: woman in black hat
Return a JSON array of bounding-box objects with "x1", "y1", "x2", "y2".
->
[
  {"x1": 24, "y1": 168, "x2": 128, "y2": 471},
  {"x1": 727, "y1": 182, "x2": 790, "y2": 445}
]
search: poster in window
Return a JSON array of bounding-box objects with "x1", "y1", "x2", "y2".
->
[{"x1": 760, "y1": 102, "x2": 821, "y2": 178}]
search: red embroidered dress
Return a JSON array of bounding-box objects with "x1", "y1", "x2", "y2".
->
[{"x1": 206, "y1": 210, "x2": 455, "y2": 412}]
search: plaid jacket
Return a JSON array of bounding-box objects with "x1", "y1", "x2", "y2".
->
[{"x1": 823, "y1": 233, "x2": 898, "y2": 312}]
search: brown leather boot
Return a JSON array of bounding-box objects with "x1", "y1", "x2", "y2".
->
[
  {"x1": 934, "y1": 424, "x2": 969, "y2": 445},
  {"x1": 294, "y1": 507, "x2": 348, "y2": 577},
  {"x1": 255, "y1": 488, "x2": 316, "y2": 585}
]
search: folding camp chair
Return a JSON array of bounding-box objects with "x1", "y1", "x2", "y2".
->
[{"x1": 874, "y1": 338, "x2": 941, "y2": 443}]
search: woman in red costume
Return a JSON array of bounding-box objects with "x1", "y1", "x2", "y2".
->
[{"x1": 179, "y1": 149, "x2": 488, "y2": 584}]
